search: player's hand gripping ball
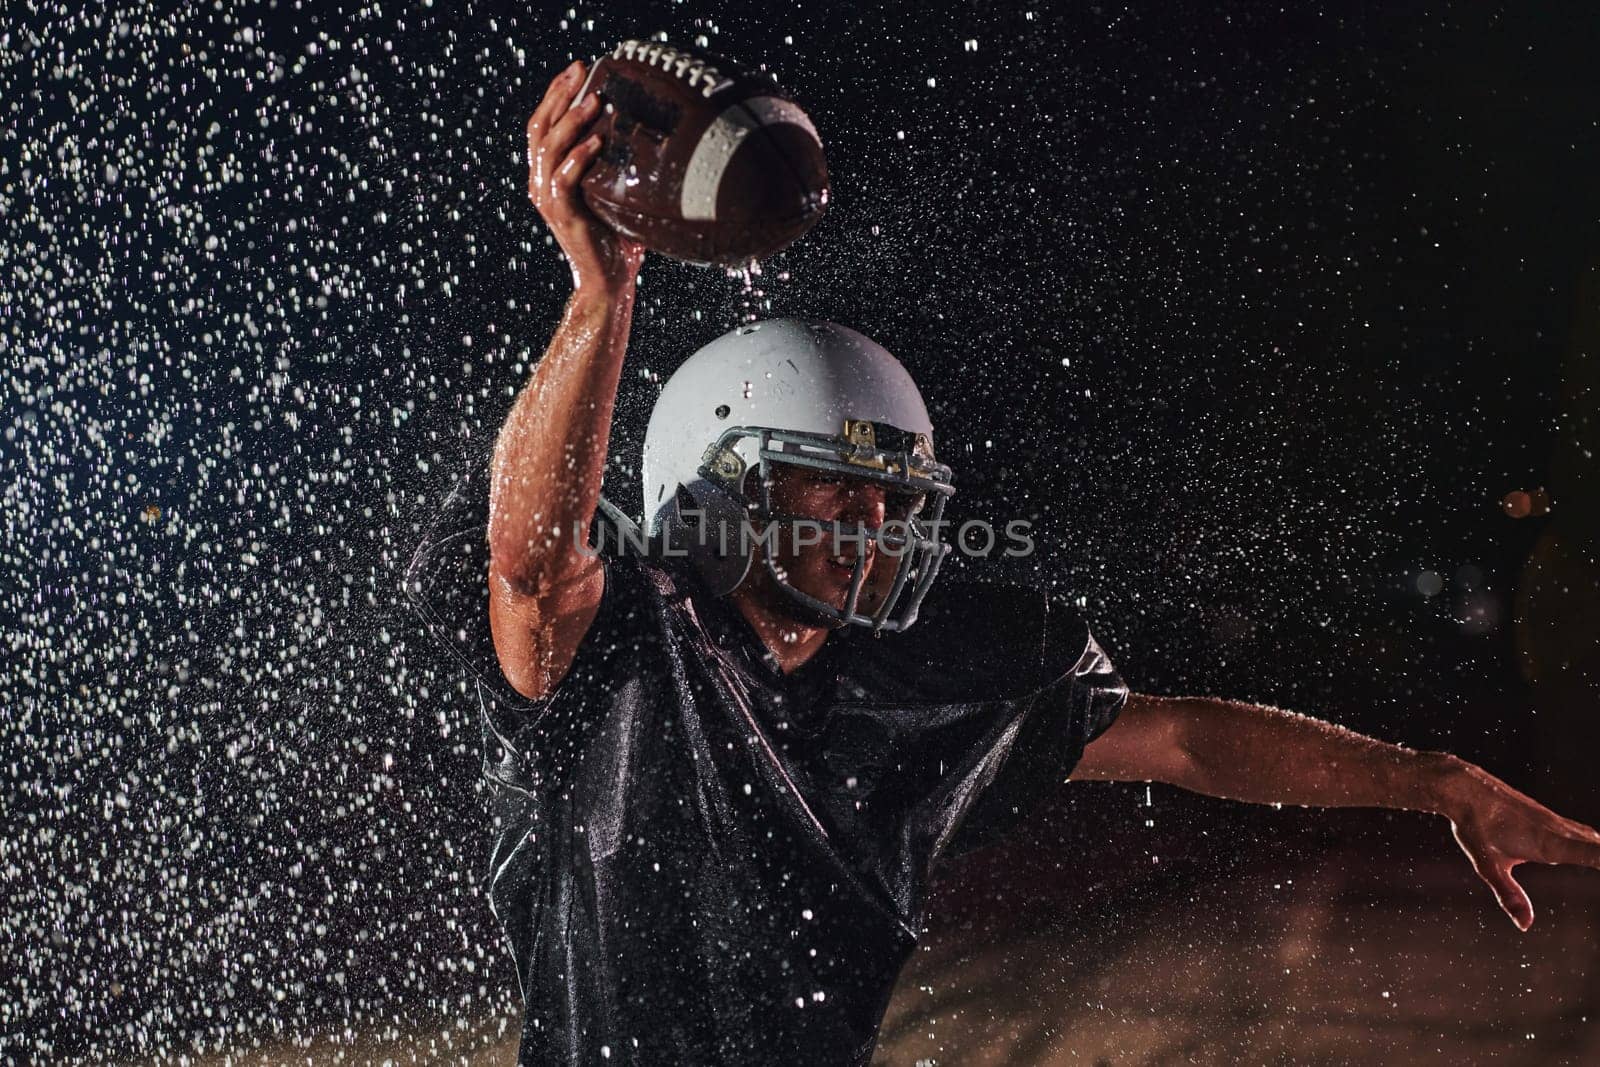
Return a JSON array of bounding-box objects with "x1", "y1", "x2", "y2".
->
[{"x1": 570, "y1": 39, "x2": 830, "y2": 267}]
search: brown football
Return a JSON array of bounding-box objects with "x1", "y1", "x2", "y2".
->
[{"x1": 570, "y1": 38, "x2": 830, "y2": 267}]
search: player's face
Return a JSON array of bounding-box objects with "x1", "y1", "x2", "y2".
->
[{"x1": 753, "y1": 464, "x2": 921, "y2": 622}]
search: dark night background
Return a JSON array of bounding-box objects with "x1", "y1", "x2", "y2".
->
[{"x1": 4, "y1": 1, "x2": 1597, "y2": 1063}]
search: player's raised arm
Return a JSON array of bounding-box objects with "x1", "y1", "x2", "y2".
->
[{"x1": 488, "y1": 60, "x2": 645, "y2": 702}]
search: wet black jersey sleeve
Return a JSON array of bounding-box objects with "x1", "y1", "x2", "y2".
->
[
  {"x1": 476, "y1": 555, "x2": 661, "y2": 795},
  {"x1": 940, "y1": 600, "x2": 1128, "y2": 856},
  {"x1": 401, "y1": 442, "x2": 650, "y2": 792},
  {"x1": 845, "y1": 577, "x2": 1130, "y2": 858}
]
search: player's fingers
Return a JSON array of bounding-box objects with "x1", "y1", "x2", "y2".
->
[
  {"x1": 551, "y1": 133, "x2": 603, "y2": 196},
  {"x1": 545, "y1": 92, "x2": 602, "y2": 164},
  {"x1": 528, "y1": 114, "x2": 553, "y2": 202},
  {"x1": 529, "y1": 60, "x2": 585, "y2": 143},
  {"x1": 527, "y1": 63, "x2": 587, "y2": 198},
  {"x1": 531, "y1": 118, "x2": 588, "y2": 210},
  {"x1": 1480, "y1": 858, "x2": 1534, "y2": 932},
  {"x1": 529, "y1": 137, "x2": 559, "y2": 207},
  {"x1": 528, "y1": 136, "x2": 545, "y2": 203},
  {"x1": 1557, "y1": 815, "x2": 1600, "y2": 847},
  {"x1": 1453, "y1": 825, "x2": 1534, "y2": 931},
  {"x1": 1531, "y1": 829, "x2": 1600, "y2": 871}
]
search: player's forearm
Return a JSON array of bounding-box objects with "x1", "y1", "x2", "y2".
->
[
  {"x1": 488, "y1": 287, "x2": 636, "y2": 592},
  {"x1": 1149, "y1": 694, "x2": 1463, "y2": 816}
]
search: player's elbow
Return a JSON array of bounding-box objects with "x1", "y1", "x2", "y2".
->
[
  {"x1": 488, "y1": 521, "x2": 581, "y2": 597},
  {"x1": 1074, "y1": 692, "x2": 1196, "y2": 784},
  {"x1": 501, "y1": 658, "x2": 553, "y2": 704},
  {"x1": 487, "y1": 555, "x2": 606, "y2": 704}
]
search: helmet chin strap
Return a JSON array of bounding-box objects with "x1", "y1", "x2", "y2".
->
[
  {"x1": 666, "y1": 483, "x2": 866, "y2": 626},
  {"x1": 737, "y1": 564, "x2": 849, "y2": 631}
]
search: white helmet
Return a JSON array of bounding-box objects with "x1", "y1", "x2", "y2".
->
[{"x1": 637, "y1": 318, "x2": 955, "y2": 631}]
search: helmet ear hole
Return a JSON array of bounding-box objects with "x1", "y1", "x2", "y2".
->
[
  {"x1": 674, "y1": 484, "x2": 700, "y2": 529},
  {"x1": 665, "y1": 478, "x2": 756, "y2": 596}
]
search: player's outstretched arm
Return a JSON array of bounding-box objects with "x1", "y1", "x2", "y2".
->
[
  {"x1": 1073, "y1": 693, "x2": 1600, "y2": 931},
  {"x1": 488, "y1": 60, "x2": 645, "y2": 702}
]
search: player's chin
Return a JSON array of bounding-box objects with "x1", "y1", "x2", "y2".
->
[{"x1": 794, "y1": 556, "x2": 871, "y2": 613}]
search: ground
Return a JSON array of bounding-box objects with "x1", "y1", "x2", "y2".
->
[{"x1": 140, "y1": 808, "x2": 1600, "y2": 1067}]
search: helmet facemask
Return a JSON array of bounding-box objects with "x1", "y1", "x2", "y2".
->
[{"x1": 690, "y1": 421, "x2": 955, "y2": 633}]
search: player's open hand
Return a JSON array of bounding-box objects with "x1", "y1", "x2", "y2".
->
[
  {"x1": 527, "y1": 60, "x2": 645, "y2": 297},
  {"x1": 1441, "y1": 759, "x2": 1600, "y2": 931}
]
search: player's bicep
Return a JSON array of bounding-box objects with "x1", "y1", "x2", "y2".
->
[
  {"x1": 1072, "y1": 692, "x2": 1193, "y2": 783},
  {"x1": 488, "y1": 554, "x2": 605, "y2": 703}
]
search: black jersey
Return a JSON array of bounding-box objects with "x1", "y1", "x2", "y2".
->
[{"x1": 407, "y1": 455, "x2": 1128, "y2": 1066}]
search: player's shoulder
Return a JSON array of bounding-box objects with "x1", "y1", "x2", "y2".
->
[
  {"x1": 925, "y1": 576, "x2": 1089, "y2": 661},
  {"x1": 841, "y1": 577, "x2": 1093, "y2": 703}
]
